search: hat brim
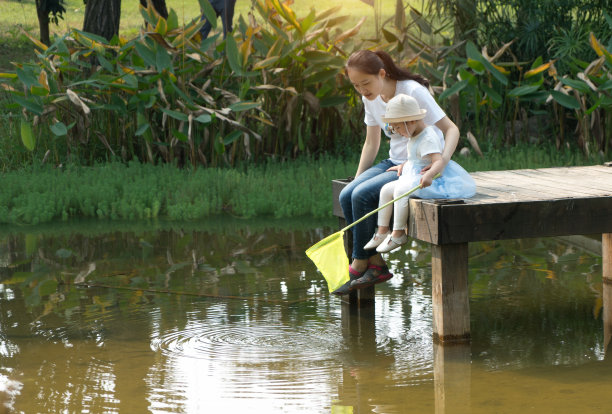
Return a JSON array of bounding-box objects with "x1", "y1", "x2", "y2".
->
[{"x1": 381, "y1": 109, "x2": 427, "y2": 123}]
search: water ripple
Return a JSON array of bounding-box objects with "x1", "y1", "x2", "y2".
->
[{"x1": 150, "y1": 318, "x2": 343, "y2": 363}]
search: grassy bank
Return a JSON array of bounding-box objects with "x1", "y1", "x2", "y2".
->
[{"x1": 0, "y1": 145, "x2": 605, "y2": 226}]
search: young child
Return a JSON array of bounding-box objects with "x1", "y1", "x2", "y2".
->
[{"x1": 363, "y1": 94, "x2": 476, "y2": 254}]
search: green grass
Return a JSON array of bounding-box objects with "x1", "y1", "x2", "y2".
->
[
  {"x1": 0, "y1": 155, "x2": 358, "y2": 224},
  {"x1": 0, "y1": 0, "x2": 400, "y2": 70},
  {"x1": 0, "y1": 146, "x2": 605, "y2": 225},
  {"x1": 457, "y1": 143, "x2": 607, "y2": 172}
]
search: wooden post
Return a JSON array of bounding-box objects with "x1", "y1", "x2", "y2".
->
[
  {"x1": 434, "y1": 343, "x2": 471, "y2": 414},
  {"x1": 603, "y1": 234, "x2": 612, "y2": 356},
  {"x1": 432, "y1": 243, "x2": 470, "y2": 343}
]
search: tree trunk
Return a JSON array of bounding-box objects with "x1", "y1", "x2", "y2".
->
[
  {"x1": 35, "y1": 0, "x2": 51, "y2": 45},
  {"x1": 139, "y1": 0, "x2": 168, "y2": 19},
  {"x1": 83, "y1": 0, "x2": 122, "y2": 41}
]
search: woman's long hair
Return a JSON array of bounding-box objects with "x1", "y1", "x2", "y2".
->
[{"x1": 346, "y1": 50, "x2": 429, "y2": 88}]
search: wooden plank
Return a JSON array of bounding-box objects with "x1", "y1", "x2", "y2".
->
[
  {"x1": 432, "y1": 243, "x2": 470, "y2": 343},
  {"x1": 332, "y1": 167, "x2": 612, "y2": 245},
  {"x1": 521, "y1": 166, "x2": 611, "y2": 190},
  {"x1": 471, "y1": 173, "x2": 579, "y2": 200},
  {"x1": 556, "y1": 165, "x2": 612, "y2": 175},
  {"x1": 409, "y1": 199, "x2": 439, "y2": 244},
  {"x1": 520, "y1": 168, "x2": 612, "y2": 193},
  {"x1": 471, "y1": 176, "x2": 562, "y2": 200},
  {"x1": 473, "y1": 170, "x2": 580, "y2": 196},
  {"x1": 432, "y1": 197, "x2": 612, "y2": 244},
  {"x1": 483, "y1": 169, "x2": 605, "y2": 197}
]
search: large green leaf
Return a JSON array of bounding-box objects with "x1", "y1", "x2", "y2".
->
[
  {"x1": 305, "y1": 68, "x2": 338, "y2": 85},
  {"x1": 20, "y1": 119, "x2": 35, "y2": 151},
  {"x1": 223, "y1": 130, "x2": 242, "y2": 145},
  {"x1": 229, "y1": 101, "x2": 261, "y2": 112},
  {"x1": 167, "y1": 9, "x2": 179, "y2": 31},
  {"x1": 467, "y1": 58, "x2": 485, "y2": 74},
  {"x1": 161, "y1": 108, "x2": 189, "y2": 121},
  {"x1": 225, "y1": 35, "x2": 245, "y2": 76},
  {"x1": 466, "y1": 41, "x2": 508, "y2": 86},
  {"x1": 155, "y1": 43, "x2": 173, "y2": 73},
  {"x1": 198, "y1": 0, "x2": 218, "y2": 30},
  {"x1": 481, "y1": 84, "x2": 502, "y2": 105},
  {"x1": 13, "y1": 96, "x2": 44, "y2": 116},
  {"x1": 507, "y1": 84, "x2": 540, "y2": 97},
  {"x1": 194, "y1": 114, "x2": 213, "y2": 124},
  {"x1": 50, "y1": 122, "x2": 68, "y2": 136},
  {"x1": 301, "y1": 51, "x2": 344, "y2": 67},
  {"x1": 438, "y1": 79, "x2": 469, "y2": 100},
  {"x1": 200, "y1": 32, "x2": 220, "y2": 53},
  {"x1": 600, "y1": 79, "x2": 612, "y2": 91},
  {"x1": 135, "y1": 42, "x2": 157, "y2": 67},
  {"x1": 560, "y1": 78, "x2": 591, "y2": 94},
  {"x1": 16, "y1": 67, "x2": 40, "y2": 89},
  {"x1": 97, "y1": 53, "x2": 114, "y2": 72},
  {"x1": 550, "y1": 90, "x2": 581, "y2": 109}
]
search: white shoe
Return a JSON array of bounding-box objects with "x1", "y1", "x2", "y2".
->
[
  {"x1": 363, "y1": 231, "x2": 389, "y2": 250},
  {"x1": 376, "y1": 234, "x2": 408, "y2": 253}
]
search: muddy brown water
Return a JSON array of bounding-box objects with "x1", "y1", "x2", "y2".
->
[{"x1": 0, "y1": 219, "x2": 607, "y2": 413}]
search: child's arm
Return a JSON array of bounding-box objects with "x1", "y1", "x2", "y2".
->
[{"x1": 420, "y1": 153, "x2": 444, "y2": 188}]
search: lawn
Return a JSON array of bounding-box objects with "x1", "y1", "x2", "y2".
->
[{"x1": 0, "y1": 0, "x2": 400, "y2": 70}]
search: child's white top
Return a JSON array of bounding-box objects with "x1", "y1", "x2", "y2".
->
[
  {"x1": 363, "y1": 80, "x2": 446, "y2": 164},
  {"x1": 407, "y1": 126, "x2": 441, "y2": 168}
]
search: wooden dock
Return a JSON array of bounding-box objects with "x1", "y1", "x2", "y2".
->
[{"x1": 332, "y1": 164, "x2": 612, "y2": 344}]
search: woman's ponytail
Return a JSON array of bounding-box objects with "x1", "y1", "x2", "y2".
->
[
  {"x1": 346, "y1": 50, "x2": 429, "y2": 88},
  {"x1": 374, "y1": 51, "x2": 430, "y2": 88}
]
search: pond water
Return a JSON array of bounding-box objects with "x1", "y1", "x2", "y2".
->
[{"x1": 0, "y1": 219, "x2": 607, "y2": 413}]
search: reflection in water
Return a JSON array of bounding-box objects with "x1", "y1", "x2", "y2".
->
[{"x1": 0, "y1": 220, "x2": 606, "y2": 413}]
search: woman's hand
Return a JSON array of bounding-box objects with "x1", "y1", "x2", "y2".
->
[
  {"x1": 420, "y1": 163, "x2": 432, "y2": 174},
  {"x1": 387, "y1": 162, "x2": 405, "y2": 176}
]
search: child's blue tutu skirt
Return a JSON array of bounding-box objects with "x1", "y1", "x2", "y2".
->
[{"x1": 399, "y1": 160, "x2": 476, "y2": 199}]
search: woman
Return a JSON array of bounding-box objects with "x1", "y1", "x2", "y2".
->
[{"x1": 335, "y1": 50, "x2": 460, "y2": 295}]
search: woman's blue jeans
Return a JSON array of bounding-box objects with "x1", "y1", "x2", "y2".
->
[{"x1": 339, "y1": 159, "x2": 399, "y2": 260}]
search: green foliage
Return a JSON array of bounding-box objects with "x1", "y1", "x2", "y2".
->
[
  {"x1": 0, "y1": 155, "x2": 358, "y2": 225},
  {"x1": 457, "y1": 142, "x2": 605, "y2": 172},
  {"x1": 382, "y1": 2, "x2": 612, "y2": 155},
  {"x1": 474, "y1": 0, "x2": 612, "y2": 70},
  {"x1": 0, "y1": 146, "x2": 603, "y2": 225},
  {"x1": 0, "y1": 1, "x2": 366, "y2": 168}
]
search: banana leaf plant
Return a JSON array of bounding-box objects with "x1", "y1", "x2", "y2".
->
[{"x1": 0, "y1": 0, "x2": 366, "y2": 166}]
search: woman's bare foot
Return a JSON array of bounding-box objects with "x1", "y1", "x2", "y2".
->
[
  {"x1": 368, "y1": 253, "x2": 387, "y2": 268},
  {"x1": 350, "y1": 258, "x2": 368, "y2": 273}
]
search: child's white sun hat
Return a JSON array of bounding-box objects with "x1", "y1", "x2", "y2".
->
[{"x1": 381, "y1": 94, "x2": 427, "y2": 122}]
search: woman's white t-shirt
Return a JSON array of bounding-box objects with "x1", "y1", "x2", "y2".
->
[{"x1": 363, "y1": 79, "x2": 446, "y2": 164}]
